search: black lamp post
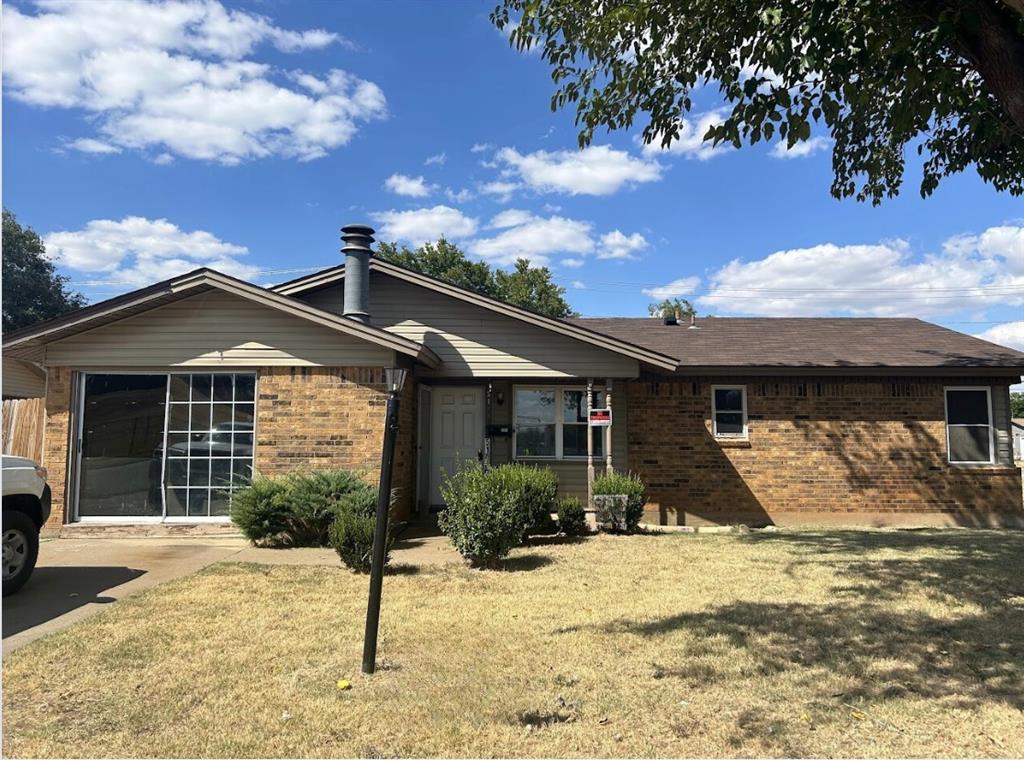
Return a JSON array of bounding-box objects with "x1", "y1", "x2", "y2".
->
[{"x1": 362, "y1": 366, "x2": 407, "y2": 675}]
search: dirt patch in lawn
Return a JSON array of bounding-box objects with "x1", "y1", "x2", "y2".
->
[{"x1": 4, "y1": 529, "x2": 1023, "y2": 758}]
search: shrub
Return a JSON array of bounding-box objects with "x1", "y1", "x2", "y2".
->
[
  {"x1": 330, "y1": 488, "x2": 391, "y2": 573},
  {"x1": 556, "y1": 496, "x2": 588, "y2": 536},
  {"x1": 230, "y1": 477, "x2": 294, "y2": 545},
  {"x1": 489, "y1": 463, "x2": 559, "y2": 537},
  {"x1": 230, "y1": 469, "x2": 371, "y2": 547},
  {"x1": 592, "y1": 471, "x2": 647, "y2": 533},
  {"x1": 285, "y1": 470, "x2": 369, "y2": 545},
  {"x1": 439, "y1": 463, "x2": 530, "y2": 568}
]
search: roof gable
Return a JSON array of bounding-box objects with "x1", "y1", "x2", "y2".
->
[
  {"x1": 4, "y1": 268, "x2": 440, "y2": 368},
  {"x1": 273, "y1": 259, "x2": 680, "y2": 371}
]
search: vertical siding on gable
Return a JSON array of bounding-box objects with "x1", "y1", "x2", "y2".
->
[{"x1": 298, "y1": 276, "x2": 639, "y2": 378}]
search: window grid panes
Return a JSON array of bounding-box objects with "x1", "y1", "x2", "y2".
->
[
  {"x1": 515, "y1": 387, "x2": 606, "y2": 459},
  {"x1": 945, "y1": 388, "x2": 992, "y2": 463},
  {"x1": 165, "y1": 373, "x2": 255, "y2": 517}
]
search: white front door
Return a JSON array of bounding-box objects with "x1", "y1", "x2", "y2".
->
[{"x1": 430, "y1": 386, "x2": 485, "y2": 506}]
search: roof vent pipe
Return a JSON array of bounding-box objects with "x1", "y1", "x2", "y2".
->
[
  {"x1": 341, "y1": 223, "x2": 375, "y2": 324},
  {"x1": 687, "y1": 313, "x2": 699, "y2": 330}
]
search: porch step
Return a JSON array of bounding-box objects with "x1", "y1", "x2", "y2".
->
[{"x1": 60, "y1": 522, "x2": 243, "y2": 539}]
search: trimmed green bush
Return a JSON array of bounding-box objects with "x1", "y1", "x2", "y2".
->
[
  {"x1": 229, "y1": 477, "x2": 293, "y2": 545},
  {"x1": 439, "y1": 463, "x2": 531, "y2": 568},
  {"x1": 556, "y1": 496, "x2": 587, "y2": 536},
  {"x1": 489, "y1": 463, "x2": 559, "y2": 537},
  {"x1": 593, "y1": 471, "x2": 647, "y2": 533},
  {"x1": 230, "y1": 469, "x2": 371, "y2": 547},
  {"x1": 330, "y1": 488, "x2": 391, "y2": 573}
]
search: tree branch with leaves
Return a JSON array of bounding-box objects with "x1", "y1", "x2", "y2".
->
[{"x1": 492, "y1": 0, "x2": 1024, "y2": 204}]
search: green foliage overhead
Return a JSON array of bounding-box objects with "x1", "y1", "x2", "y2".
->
[
  {"x1": 491, "y1": 0, "x2": 1024, "y2": 204},
  {"x1": 1011, "y1": 392, "x2": 1024, "y2": 418},
  {"x1": 3, "y1": 209, "x2": 86, "y2": 333},
  {"x1": 648, "y1": 298, "x2": 696, "y2": 320},
  {"x1": 379, "y1": 238, "x2": 578, "y2": 318}
]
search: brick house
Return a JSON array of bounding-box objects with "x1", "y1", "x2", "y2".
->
[{"x1": 4, "y1": 225, "x2": 1023, "y2": 533}]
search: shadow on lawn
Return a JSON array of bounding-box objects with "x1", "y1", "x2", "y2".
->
[{"x1": 596, "y1": 529, "x2": 1024, "y2": 712}]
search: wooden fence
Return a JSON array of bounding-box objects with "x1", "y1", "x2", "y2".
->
[{"x1": 2, "y1": 397, "x2": 45, "y2": 462}]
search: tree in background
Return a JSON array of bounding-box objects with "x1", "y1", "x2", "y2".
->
[
  {"x1": 648, "y1": 298, "x2": 696, "y2": 321},
  {"x1": 379, "y1": 238, "x2": 577, "y2": 318},
  {"x1": 492, "y1": 0, "x2": 1024, "y2": 204},
  {"x1": 1011, "y1": 392, "x2": 1024, "y2": 418},
  {"x1": 2, "y1": 209, "x2": 85, "y2": 333}
]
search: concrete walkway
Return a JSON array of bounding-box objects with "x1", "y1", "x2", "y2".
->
[{"x1": 2, "y1": 525, "x2": 460, "y2": 653}]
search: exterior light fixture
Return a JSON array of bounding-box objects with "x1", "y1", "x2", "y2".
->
[
  {"x1": 362, "y1": 367, "x2": 407, "y2": 674},
  {"x1": 384, "y1": 367, "x2": 407, "y2": 395}
]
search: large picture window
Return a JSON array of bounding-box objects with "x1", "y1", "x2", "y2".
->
[
  {"x1": 944, "y1": 387, "x2": 993, "y2": 464},
  {"x1": 514, "y1": 387, "x2": 605, "y2": 459},
  {"x1": 165, "y1": 373, "x2": 256, "y2": 517}
]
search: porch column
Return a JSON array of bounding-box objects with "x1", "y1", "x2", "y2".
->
[
  {"x1": 586, "y1": 377, "x2": 594, "y2": 508},
  {"x1": 605, "y1": 379, "x2": 613, "y2": 474}
]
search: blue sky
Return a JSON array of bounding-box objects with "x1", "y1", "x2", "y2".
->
[{"x1": 3, "y1": 0, "x2": 1022, "y2": 352}]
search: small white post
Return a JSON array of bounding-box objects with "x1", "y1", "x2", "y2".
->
[
  {"x1": 605, "y1": 379, "x2": 613, "y2": 474},
  {"x1": 586, "y1": 377, "x2": 594, "y2": 509}
]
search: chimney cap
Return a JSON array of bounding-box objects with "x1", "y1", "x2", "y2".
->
[{"x1": 341, "y1": 224, "x2": 376, "y2": 255}]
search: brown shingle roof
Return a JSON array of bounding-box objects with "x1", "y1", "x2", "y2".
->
[{"x1": 563, "y1": 317, "x2": 1024, "y2": 371}]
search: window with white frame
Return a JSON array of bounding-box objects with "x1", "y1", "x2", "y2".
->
[
  {"x1": 944, "y1": 387, "x2": 993, "y2": 464},
  {"x1": 514, "y1": 387, "x2": 605, "y2": 459},
  {"x1": 712, "y1": 385, "x2": 747, "y2": 438}
]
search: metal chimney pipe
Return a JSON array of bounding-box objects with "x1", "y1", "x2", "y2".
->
[{"x1": 341, "y1": 224, "x2": 375, "y2": 324}]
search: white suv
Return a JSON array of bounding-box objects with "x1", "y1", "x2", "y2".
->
[{"x1": 2, "y1": 456, "x2": 51, "y2": 596}]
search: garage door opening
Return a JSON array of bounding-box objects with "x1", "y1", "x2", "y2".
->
[{"x1": 75, "y1": 373, "x2": 256, "y2": 522}]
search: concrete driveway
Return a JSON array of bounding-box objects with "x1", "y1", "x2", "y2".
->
[{"x1": 2, "y1": 537, "x2": 248, "y2": 653}]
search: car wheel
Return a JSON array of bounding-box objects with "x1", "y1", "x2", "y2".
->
[{"x1": 2, "y1": 511, "x2": 39, "y2": 597}]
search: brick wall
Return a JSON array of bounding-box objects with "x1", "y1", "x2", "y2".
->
[
  {"x1": 40, "y1": 366, "x2": 73, "y2": 533},
  {"x1": 255, "y1": 367, "x2": 417, "y2": 520},
  {"x1": 627, "y1": 376, "x2": 1024, "y2": 527}
]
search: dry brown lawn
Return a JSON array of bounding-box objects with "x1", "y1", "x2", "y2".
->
[{"x1": 4, "y1": 529, "x2": 1024, "y2": 758}]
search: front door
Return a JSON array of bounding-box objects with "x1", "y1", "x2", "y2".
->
[{"x1": 429, "y1": 386, "x2": 484, "y2": 506}]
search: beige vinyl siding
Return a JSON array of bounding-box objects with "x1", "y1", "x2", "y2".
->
[
  {"x1": 487, "y1": 380, "x2": 629, "y2": 502},
  {"x1": 43, "y1": 290, "x2": 395, "y2": 368},
  {"x1": 300, "y1": 275, "x2": 639, "y2": 378},
  {"x1": 2, "y1": 358, "x2": 46, "y2": 399},
  {"x1": 992, "y1": 385, "x2": 1013, "y2": 466}
]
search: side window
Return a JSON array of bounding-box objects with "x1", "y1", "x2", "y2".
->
[
  {"x1": 945, "y1": 388, "x2": 993, "y2": 464},
  {"x1": 712, "y1": 385, "x2": 747, "y2": 438}
]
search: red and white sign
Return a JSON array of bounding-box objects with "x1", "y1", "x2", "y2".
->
[{"x1": 588, "y1": 408, "x2": 612, "y2": 427}]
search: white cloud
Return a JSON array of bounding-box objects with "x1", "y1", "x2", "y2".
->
[
  {"x1": 571, "y1": 280, "x2": 586, "y2": 289},
  {"x1": 975, "y1": 322, "x2": 1024, "y2": 352},
  {"x1": 598, "y1": 230, "x2": 649, "y2": 260},
  {"x1": 697, "y1": 225, "x2": 1024, "y2": 317},
  {"x1": 479, "y1": 180, "x2": 521, "y2": 202},
  {"x1": 371, "y1": 205, "x2": 478, "y2": 245},
  {"x1": 445, "y1": 187, "x2": 474, "y2": 203},
  {"x1": 424, "y1": 152, "x2": 447, "y2": 166},
  {"x1": 45, "y1": 216, "x2": 258, "y2": 286},
  {"x1": 639, "y1": 108, "x2": 731, "y2": 160},
  {"x1": 561, "y1": 258, "x2": 585, "y2": 268},
  {"x1": 468, "y1": 212, "x2": 594, "y2": 266},
  {"x1": 642, "y1": 277, "x2": 701, "y2": 300},
  {"x1": 495, "y1": 145, "x2": 662, "y2": 196},
  {"x1": 67, "y1": 137, "x2": 121, "y2": 154},
  {"x1": 770, "y1": 136, "x2": 831, "y2": 159},
  {"x1": 383, "y1": 173, "x2": 436, "y2": 198},
  {"x1": 3, "y1": 0, "x2": 384, "y2": 164},
  {"x1": 489, "y1": 209, "x2": 535, "y2": 229},
  {"x1": 470, "y1": 142, "x2": 492, "y2": 153}
]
